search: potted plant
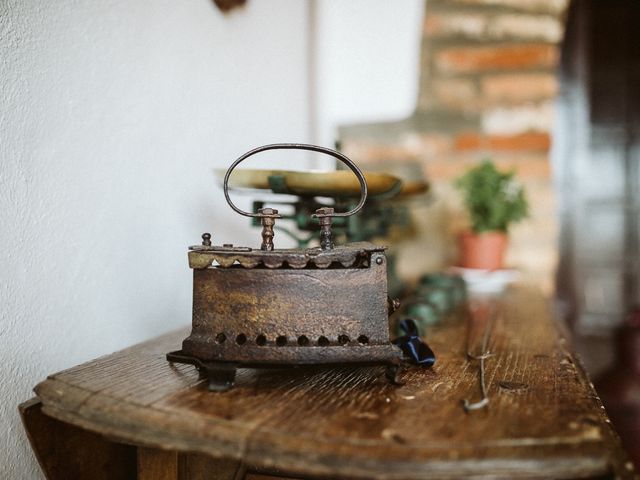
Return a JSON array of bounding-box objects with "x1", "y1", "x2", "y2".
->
[{"x1": 454, "y1": 160, "x2": 528, "y2": 270}]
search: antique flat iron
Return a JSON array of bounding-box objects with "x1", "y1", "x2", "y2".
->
[{"x1": 167, "y1": 144, "x2": 404, "y2": 391}]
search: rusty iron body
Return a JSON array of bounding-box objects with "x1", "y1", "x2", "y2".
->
[{"x1": 167, "y1": 144, "x2": 403, "y2": 391}]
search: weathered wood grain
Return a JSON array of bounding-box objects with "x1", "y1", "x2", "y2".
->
[
  {"x1": 178, "y1": 452, "x2": 245, "y2": 480},
  {"x1": 19, "y1": 398, "x2": 136, "y2": 479},
  {"x1": 32, "y1": 287, "x2": 637, "y2": 479},
  {"x1": 138, "y1": 447, "x2": 178, "y2": 480}
]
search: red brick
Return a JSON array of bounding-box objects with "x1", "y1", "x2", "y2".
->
[
  {"x1": 481, "y1": 73, "x2": 559, "y2": 103},
  {"x1": 342, "y1": 141, "x2": 419, "y2": 163},
  {"x1": 424, "y1": 13, "x2": 487, "y2": 39},
  {"x1": 481, "y1": 102, "x2": 555, "y2": 135},
  {"x1": 342, "y1": 134, "x2": 452, "y2": 164},
  {"x1": 493, "y1": 156, "x2": 551, "y2": 178},
  {"x1": 424, "y1": 159, "x2": 471, "y2": 180},
  {"x1": 454, "y1": 132, "x2": 551, "y2": 151},
  {"x1": 489, "y1": 14, "x2": 563, "y2": 42},
  {"x1": 432, "y1": 78, "x2": 480, "y2": 112},
  {"x1": 425, "y1": 12, "x2": 563, "y2": 43},
  {"x1": 435, "y1": 44, "x2": 559, "y2": 74},
  {"x1": 400, "y1": 132, "x2": 453, "y2": 159},
  {"x1": 424, "y1": 154, "x2": 551, "y2": 180},
  {"x1": 450, "y1": 0, "x2": 569, "y2": 16}
]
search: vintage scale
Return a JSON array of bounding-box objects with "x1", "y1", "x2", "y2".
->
[
  {"x1": 167, "y1": 143, "x2": 405, "y2": 391},
  {"x1": 225, "y1": 149, "x2": 430, "y2": 298}
]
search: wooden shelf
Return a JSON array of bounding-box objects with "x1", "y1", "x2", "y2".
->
[{"x1": 20, "y1": 287, "x2": 636, "y2": 479}]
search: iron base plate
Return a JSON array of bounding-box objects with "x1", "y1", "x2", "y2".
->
[{"x1": 166, "y1": 350, "x2": 404, "y2": 392}]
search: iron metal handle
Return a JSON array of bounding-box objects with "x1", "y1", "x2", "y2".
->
[{"x1": 223, "y1": 143, "x2": 368, "y2": 219}]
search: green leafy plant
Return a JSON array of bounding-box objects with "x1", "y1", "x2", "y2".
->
[{"x1": 454, "y1": 160, "x2": 528, "y2": 233}]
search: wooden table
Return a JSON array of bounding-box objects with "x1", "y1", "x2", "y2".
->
[{"x1": 20, "y1": 287, "x2": 637, "y2": 479}]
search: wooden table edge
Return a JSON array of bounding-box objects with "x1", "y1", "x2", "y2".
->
[{"x1": 31, "y1": 374, "x2": 621, "y2": 480}]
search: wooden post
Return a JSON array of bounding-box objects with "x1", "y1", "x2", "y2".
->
[{"x1": 137, "y1": 447, "x2": 178, "y2": 480}]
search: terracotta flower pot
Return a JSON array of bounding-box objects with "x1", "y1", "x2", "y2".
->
[{"x1": 458, "y1": 231, "x2": 508, "y2": 270}]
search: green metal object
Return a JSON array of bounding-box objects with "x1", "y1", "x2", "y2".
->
[
  {"x1": 394, "y1": 299, "x2": 439, "y2": 336},
  {"x1": 414, "y1": 286, "x2": 453, "y2": 313},
  {"x1": 405, "y1": 301, "x2": 440, "y2": 324},
  {"x1": 418, "y1": 274, "x2": 467, "y2": 307}
]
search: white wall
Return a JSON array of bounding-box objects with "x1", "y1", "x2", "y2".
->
[
  {"x1": 314, "y1": 0, "x2": 425, "y2": 150},
  {"x1": 0, "y1": 0, "x2": 424, "y2": 477},
  {"x1": 0, "y1": 1, "x2": 312, "y2": 477}
]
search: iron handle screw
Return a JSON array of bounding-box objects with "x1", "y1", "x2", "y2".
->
[
  {"x1": 202, "y1": 233, "x2": 212, "y2": 246},
  {"x1": 258, "y1": 207, "x2": 280, "y2": 251},
  {"x1": 314, "y1": 207, "x2": 335, "y2": 251}
]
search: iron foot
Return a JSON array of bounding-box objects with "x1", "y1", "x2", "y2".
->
[
  {"x1": 204, "y1": 364, "x2": 237, "y2": 392},
  {"x1": 385, "y1": 362, "x2": 404, "y2": 386}
]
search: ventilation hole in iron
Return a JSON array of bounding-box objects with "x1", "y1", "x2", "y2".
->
[
  {"x1": 357, "y1": 335, "x2": 369, "y2": 345},
  {"x1": 338, "y1": 335, "x2": 350, "y2": 345},
  {"x1": 317, "y1": 336, "x2": 330, "y2": 347},
  {"x1": 276, "y1": 335, "x2": 288, "y2": 346},
  {"x1": 255, "y1": 334, "x2": 267, "y2": 346},
  {"x1": 297, "y1": 335, "x2": 310, "y2": 346},
  {"x1": 215, "y1": 333, "x2": 226, "y2": 344},
  {"x1": 235, "y1": 333, "x2": 247, "y2": 345}
]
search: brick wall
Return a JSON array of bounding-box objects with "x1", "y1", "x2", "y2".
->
[{"x1": 339, "y1": 0, "x2": 570, "y2": 292}]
